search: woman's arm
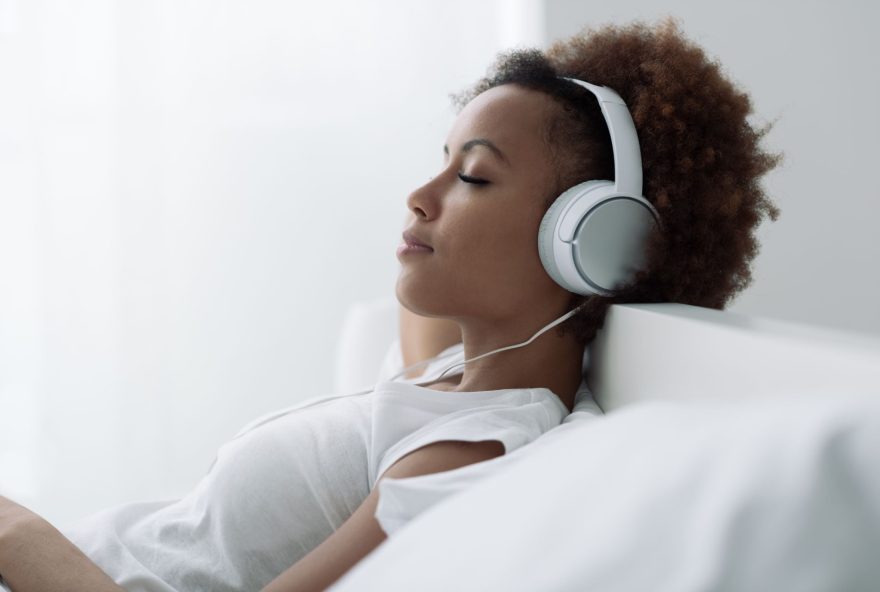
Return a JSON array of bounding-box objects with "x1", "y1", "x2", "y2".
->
[
  {"x1": 260, "y1": 439, "x2": 503, "y2": 592},
  {"x1": 0, "y1": 496, "x2": 124, "y2": 592}
]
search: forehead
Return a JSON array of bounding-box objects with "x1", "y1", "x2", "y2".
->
[{"x1": 446, "y1": 84, "x2": 555, "y2": 163}]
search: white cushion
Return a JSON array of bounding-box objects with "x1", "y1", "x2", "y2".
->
[
  {"x1": 334, "y1": 298, "x2": 399, "y2": 393},
  {"x1": 330, "y1": 392, "x2": 880, "y2": 592}
]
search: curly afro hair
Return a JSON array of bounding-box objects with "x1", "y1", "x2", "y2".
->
[{"x1": 449, "y1": 16, "x2": 784, "y2": 346}]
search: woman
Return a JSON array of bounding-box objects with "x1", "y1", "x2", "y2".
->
[{"x1": 0, "y1": 16, "x2": 781, "y2": 592}]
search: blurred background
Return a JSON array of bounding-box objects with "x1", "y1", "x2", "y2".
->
[{"x1": 1, "y1": 0, "x2": 878, "y2": 527}]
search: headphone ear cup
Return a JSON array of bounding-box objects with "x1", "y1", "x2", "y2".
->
[{"x1": 538, "y1": 180, "x2": 613, "y2": 293}]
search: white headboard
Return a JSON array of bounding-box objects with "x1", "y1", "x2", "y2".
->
[
  {"x1": 588, "y1": 303, "x2": 880, "y2": 412},
  {"x1": 335, "y1": 299, "x2": 880, "y2": 408}
]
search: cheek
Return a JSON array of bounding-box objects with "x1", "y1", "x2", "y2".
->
[{"x1": 449, "y1": 211, "x2": 544, "y2": 279}]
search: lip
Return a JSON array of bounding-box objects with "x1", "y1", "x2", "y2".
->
[
  {"x1": 397, "y1": 229, "x2": 434, "y2": 258},
  {"x1": 401, "y1": 230, "x2": 433, "y2": 250},
  {"x1": 396, "y1": 243, "x2": 433, "y2": 257}
]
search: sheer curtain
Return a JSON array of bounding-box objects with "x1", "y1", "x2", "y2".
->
[{"x1": 0, "y1": 0, "x2": 541, "y2": 527}]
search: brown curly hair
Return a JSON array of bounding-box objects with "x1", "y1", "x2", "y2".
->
[{"x1": 449, "y1": 16, "x2": 783, "y2": 346}]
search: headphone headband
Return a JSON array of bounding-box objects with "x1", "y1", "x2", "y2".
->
[
  {"x1": 537, "y1": 77, "x2": 659, "y2": 296},
  {"x1": 558, "y1": 77, "x2": 643, "y2": 197}
]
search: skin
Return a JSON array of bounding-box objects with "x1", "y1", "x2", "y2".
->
[
  {"x1": 396, "y1": 83, "x2": 583, "y2": 413},
  {"x1": 398, "y1": 302, "x2": 462, "y2": 379},
  {"x1": 0, "y1": 496, "x2": 124, "y2": 591}
]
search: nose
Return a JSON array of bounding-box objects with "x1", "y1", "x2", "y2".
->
[{"x1": 406, "y1": 176, "x2": 439, "y2": 221}]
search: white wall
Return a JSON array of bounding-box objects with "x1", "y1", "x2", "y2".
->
[
  {"x1": 0, "y1": 0, "x2": 521, "y2": 527},
  {"x1": 544, "y1": 0, "x2": 880, "y2": 337}
]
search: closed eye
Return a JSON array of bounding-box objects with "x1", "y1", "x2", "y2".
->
[{"x1": 457, "y1": 172, "x2": 489, "y2": 185}]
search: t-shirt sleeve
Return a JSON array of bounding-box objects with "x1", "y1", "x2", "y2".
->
[
  {"x1": 373, "y1": 395, "x2": 559, "y2": 488},
  {"x1": 375, "y1": 448, "x2": 519, "y2": 536},
  {"x1": 370, "y1": 384, "x2": 601, "y2": 537},
  {"x1": 370, "y1": 390, "x2": 565, "y2": 537}
]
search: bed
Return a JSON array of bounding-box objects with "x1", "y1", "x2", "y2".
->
[{"x1": 328, "y1": 299, "x2": 880, "y2": 591}]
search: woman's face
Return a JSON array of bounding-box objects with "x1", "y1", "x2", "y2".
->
[{"x1": 396, "y1": 83, "x2": 570, "y2": 323}]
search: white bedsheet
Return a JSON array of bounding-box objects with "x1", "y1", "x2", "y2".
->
[{"x1": 330, "y1": 392, "x2": 880, "y2": 592}]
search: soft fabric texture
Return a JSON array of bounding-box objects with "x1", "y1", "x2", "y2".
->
[
  {"x1": 329, "y1": 392, "x2": 880, "y2": 592},
  {"x1": 372, "y1": 339, "x2": 602, "y2": 535},
  {"x1": 45, "y1": 342, "x2": 568, "y2": 592},
  {"x1": 375, "y1": 375, "x2": 603, "y2": 536},
  {"x1": 333, "y1": 297, "x2": 400, "y2": 393}
]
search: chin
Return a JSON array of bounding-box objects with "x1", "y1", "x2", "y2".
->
[
  {"x1": 395, "y1": 279, "x2": 421, "y2": 314},
  {"x1": 395, "y1": 278, "x2": 449, "y2": 318}
]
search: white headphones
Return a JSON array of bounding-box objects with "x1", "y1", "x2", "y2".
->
[{"x1": 538, "y1": 77, "x2": 661, "y2": 296}]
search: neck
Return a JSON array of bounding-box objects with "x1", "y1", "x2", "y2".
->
[{"x1": 446, "y1": 312, "x2": 584, "y2": 413}]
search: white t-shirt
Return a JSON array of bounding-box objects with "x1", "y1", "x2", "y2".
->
[
  {"x1": 373, "y1": 341, "x2": 604, "y2": 536},
  {"x1": 18, "y1": 342, "x2": 571, "y2": 592}
]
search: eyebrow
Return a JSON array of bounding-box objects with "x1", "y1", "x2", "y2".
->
[{"x1": 443, "y1": 138, "x2": 510, "y2": 167}]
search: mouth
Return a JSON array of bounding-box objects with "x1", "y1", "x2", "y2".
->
[
  {"x1": 397, "y1": 229, "x2": 434, "y2": 258},
  {"x1": 401, "y1": 230, "x2": 433, "y2": 251}
]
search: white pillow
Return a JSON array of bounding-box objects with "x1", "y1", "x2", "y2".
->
[{"x1": 330, "y1": 392, "x2": 880, "y2": 592}]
